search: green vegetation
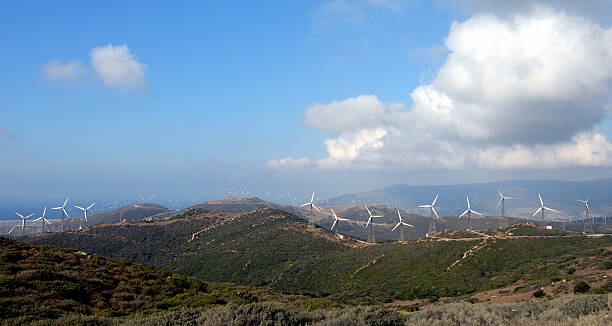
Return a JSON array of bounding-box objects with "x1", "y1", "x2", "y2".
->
[
  {"x1": 574, "y1": 281, "x2": 591, "y2": 294},
  {"x1": 0, "y1": 236, "x2": 280, "y2": 325},
  {"x1": 27, "y1": 209, "x2": 612, "y2": 305}
]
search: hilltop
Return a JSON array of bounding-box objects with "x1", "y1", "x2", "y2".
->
[{"x1": 26, "y1": 208, "x2": 612, "y2": 306}]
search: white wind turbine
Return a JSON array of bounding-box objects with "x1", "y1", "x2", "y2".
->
[
  {"x1": 15, "y1": 211, "x2": 34, "y2": 231},
  {"x1": 364, "y1": 204, "x2": 383, "y2": 243},
  {"x1": 576, "y1": 196, "x2": 591, "y2": 221},
  {"x1": 32, "y1": 206, "x2": 53, "y2": 233},
  {"x1": 419, "y1": 194, "x2": 439, "y2": 236},
  {"x1": 532, "y1": 193, "x2": 561, "y2": 221},
  {"x1": 75, "y1": 202, "x2": 95, "y2": 223},
  {"x1": 577, "y1": 195, "x2": 594, "y2": 234},
  {"x1": 392, "y1": 209, "x2": 413, "y2": 242},
  {"x1": 300, "y1": 192, "x2": 320, "y2": 223},
  {"x1": 52, "y1": 196, "x2": 70, "y2": 231},
  {"x1": 458, "y1": 196, "x2": 482, "y2": 230},
  {"x1": 330, "y1": 208, "x2": 350, "y2": 232},
  {"x1": 496, "y1": 188, "x2": 517, "y2": 217}
]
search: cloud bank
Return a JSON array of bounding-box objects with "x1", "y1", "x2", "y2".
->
[
  {"x1": 42, "y1": 44, "x2": 147, "y2": 91},
  {"x1": 269, "y1": 6, "x2": 612, "y2": 170}
]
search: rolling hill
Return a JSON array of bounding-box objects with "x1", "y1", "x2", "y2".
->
[
  {"x1": 0, "y1": 235, "x2": 282, "y2": 325},
  {"x1": 26, "y1": 208, "x2": 612, "y2": 305},
  {"x1": 321, "y1": 178, "x2": 612, "y2": 219}
]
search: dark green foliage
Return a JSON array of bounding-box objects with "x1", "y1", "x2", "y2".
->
[
  {"x1": 533, "y1": 289, "x2": 545, "y2": 298},
  {"x1": 0, "y1": 236, "x2": 277, "y2": 325},
  {"x1": 574, "y1": 281, "x2": 590, "y2": 294},
  {"x1": 27, "y1": 209, "x2": 612, "y2": 305}
]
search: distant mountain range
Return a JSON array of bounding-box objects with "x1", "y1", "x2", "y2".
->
[{"x1": 320, "y1": 178, "x2": 612, "y2": 219}]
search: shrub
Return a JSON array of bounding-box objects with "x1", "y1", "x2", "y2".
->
[
  {"x1": 573, "y1": 281, "x2": 590, "y2": 294},
  {"x1": 533, "y1": 289, "x2": 545, "y2": 298}
]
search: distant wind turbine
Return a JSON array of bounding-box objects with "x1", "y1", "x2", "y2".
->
[
  {"x1": 15, "y1": 211, "x2": 34, "y2": 231},
  {"x1": 300, "y1": 192, "x2": 320, "y2": 223},
  {"x1": 52, "y1": 197, "x2": 69, "y2": 231},
  {"x1": 532, "y1": 194, "x2": 561, "y2": 221},
  {"x1": 75, "y1": 202, "x2": 95, "y2": 223},
  {"x1": 496, "y1": 188, "x2": 517, "y2": 217},
  {"x1": 418, "y1": 194, "x2": 439, "y2": 236},
  {"x1": 392, "y1": 209, "x2": 413, "y2": 242},
  {"x1": 330, "y1": 208, "x2": 350, "y2": 232},
  {"x1": 364, "y1": 204, "x2": 383, "y2": 243},
  {"x1": 458, "y1": 196, "x2": 482, "y2": 230},
  {"x1": 577, "y1": 195, "x2": 593, "y2": 234},
  {"x1": 32, "y1": 206, "x2": 53, "y2": 233}
]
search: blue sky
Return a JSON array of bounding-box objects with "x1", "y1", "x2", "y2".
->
[{"x1": 2, "y1": 1, "x2": 612, "y2": 212}]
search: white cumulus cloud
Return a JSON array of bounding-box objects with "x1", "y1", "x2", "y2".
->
[
  {"x1": 41, "y1": 59, "x2": 88, "y2": 83},
  {"x1": 90, "y1": 44, "x2": 148, "y2": 91},
  {"x1": 269, "y1": 5, "x2": 612, "y2": 170}
]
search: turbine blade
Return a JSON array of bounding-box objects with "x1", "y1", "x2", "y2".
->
[
  {"x1": 331, "y1": 219, "x2": 337, "y2": 231},
  {"x1": 397, "y1": 209, "x2": 402, "y2": 222},
  {"x1": 532, "y1": 207, "x2": 542, "y2": 217},
  {"x1": 466, "y1": 196, "x2": 470, "y2": 209},
  {"x1": 15, "y1": 212, "x2": 24, "y2": 218},
  {"x1": 75, "y1": 206, "x2": 85, "y2": 210},
  {"x1": 312, "y1": 204, "x2": 321, "y2": 212},
  {"x1": 364, "y1": 204, "x2": 372, "y2": 216},
  {"x1": 538, "y1": 194, "x2": 543, "y2": 207},
  {"x1": 472, "y1": 210, "x2": 483, "y2": 216},
  {"x1": 372, "y1": 215, "x2": 383, "y2": 218},
  {"x1": 300, "y1": 203, "x2": 309, "y2": 207},
  {"x1": 496, "y1": 198, "x2": 503, "y2": 210},
  {"x1": 392, "y1": 223, "x2": 400, "y2": 231},
  {"x1": 418, "y1": 205, "x2": 430, "y2": 208},
  {"x1": 544, "y1": 207, "x2": 561, "y2": 214},
  {"x1": 402, "y1": 222, "x2": 414, "y2": 227},
  {"x1": 43, "y1": 206, "x2": 46, "y2": 217},
  {"x1": 32, "y1": 217, "x2": 43, "y2": 222},
  {"x1": 25, "y1": 214, "x2": 34, "y2": 219},
  {"x1": 62, "y1": 208, "x2": 69, "y2": 218},
  {"x1": 432, "y1": 194, "x2": 439, "y2": 206},
  {"x1": 311, "y1": 192, "x2": 315, "y2": 202},
  {"x1": 63, "y1": 197, "x2": 69, "y2": 207},
  {"x1": 51, "y1": 207, "x2": 62, "y2": 210},
  {"x1": 459, "y1": 210, "x2": 468, "y2": 219},
  {"x1": 366, "y1": 216, "x2": 371, "y2": 228},
  {"x1": 87, "y1": 202, "x2": 95, "y2": 210},
  {"x1": 331, "y1": 208, "x2": 337, "y2": 218},
  {"x1": 431, "y1": 207, "x2": 439, "y2": 218}
]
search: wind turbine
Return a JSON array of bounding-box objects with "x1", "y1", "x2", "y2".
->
[
  {"x1": 532, "y1": 193, "x2": 561, "y2": 221},
  {"x1": 300, "y1": 192, "x2": 320, "y2": 223},
  {"x1": 32, "y1": 206, "x2": 53, "y2": 233},
  {"x1": 496, "y1": 188, "x2": 517, "y2": 217},
  {"x1": 52, "y1": 197, "x2": 69, "y2": 231},
  {"x1": 418, "y1": 194, "x2": 439, "y2": 236},
  {"x1": 7, "y1": 225, "x2": 17, "y2": 235},
  {"x1": 577, "y1": 196, "x2": 593, "y2": 234},
  {"x1": 75, "y1": 202, "x2": 95, "y2": 223},
  {"x1": 330, "y1": 208, "x2": 350, "y2": 232},
  {"x1": 364, "y1": 204, "x2": 383, "y2": 243},
  {"x1": 15, "y1": 211, "x2": 34, "y2": 231},
  {"x1": 458, "y1": 196, "x2": 482, "y2": 230},
  {"x1": 392, "y1": 209, "x2": 413, "y2": 242}
]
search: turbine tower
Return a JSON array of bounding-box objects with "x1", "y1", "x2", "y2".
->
[
  {"x1": 330, "y1": 208, "x2": 350, "y2": 232},
  {"x1": 300, "y1": 192, "x2": 320, "y2": 223},
  {"x1": 418, "y1": 194, "x2": 439, "y2": 237},
  {"x1": 364, "y1": 204, "x2": 383, "y2": 243},
  {"x1": 15, "y1": 211, "x2": 34, "y2": 231},
  {"x1": 577, "y1": 196, "x2": 593, "y2": 234},
  {"x1": 392, "y1": 209, "x2": 413, "y2": 242},
  {"x1": 32, "y1": 206, "x2": 52, "y2": 233},
  {"x1": 532, "y1": 193, "x2": 561, "y2": 221},
  {"x1": 458, "y1": 196, "x2": 482, "y2": 230},
  {"x1": 52, "y1": 197, "x2": 69, "y2": 231}
]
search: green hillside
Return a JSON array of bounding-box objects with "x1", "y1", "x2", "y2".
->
[
  {"x1": 27, "y1": 208, "x2": 612, "y2": 305},
  {"x1": 0, "y1": 236, "x2": 281, "y2": 325}
]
